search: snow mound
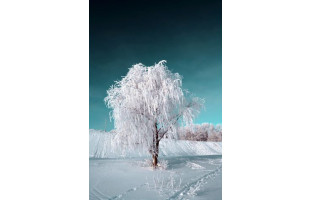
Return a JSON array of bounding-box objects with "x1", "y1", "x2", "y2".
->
[
  {"x1": 89, "y1": 129, "x2": 222, "y2": 158},
  {"x1": 186, "y1": 161, "x2": 205, "y2": 169}
]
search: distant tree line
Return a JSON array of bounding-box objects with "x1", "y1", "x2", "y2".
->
[{"x1": 179, "y1": 123, "x2": 222, "y2": 142}]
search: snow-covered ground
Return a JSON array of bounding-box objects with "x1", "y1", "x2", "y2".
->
[
  {"x1": 89, "y1": 130, "x2": 222, "y2": 200},
  {"x1": 89, "y1": 130, "x2": 222, "y2": 158},
  {"x1": 90, "y1": 156, "x2": 222, "y2": 200}
]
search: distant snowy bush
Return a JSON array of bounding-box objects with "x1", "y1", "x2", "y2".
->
[{"x1": 179, "y1": 123, "x2": 222, "y2": 142}]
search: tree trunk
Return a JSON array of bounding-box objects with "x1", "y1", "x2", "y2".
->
[
  {"x1": 152, "y1": 153, "x2": 158, "y2": 167},
  {"x1": 152, "y1": 141, "x2": 159, "y2": 167},
  {"x1": 152, "y1": 122, "x2": 159, "y2": 168}
]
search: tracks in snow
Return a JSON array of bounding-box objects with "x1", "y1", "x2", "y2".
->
[
  {"x1": 166, "y1": 165, "x2": 222, "y2": 200},
  {"x1": 90, "y1": 187, "x2": 112, "y2": 200},
  {"x1": 90, "y1": 157, "x2": 222, "y2": 200},
  {"x1": 108, "y1": 183, "x2": 147, "y2": 200},
  {"x1": 91, "y1": 166, "x2": 221, "y2": 200}
]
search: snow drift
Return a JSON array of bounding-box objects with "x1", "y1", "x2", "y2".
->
[{"x1": 89, "y1": 129, "x2": 222, "y2": 158}]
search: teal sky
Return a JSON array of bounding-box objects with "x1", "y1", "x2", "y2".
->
[{"x1": 90, "y1": 0, "x2": 222, "y2": 131}]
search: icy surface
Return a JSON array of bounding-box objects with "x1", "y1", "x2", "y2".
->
[
  {"x1": 90, "y1": 156, "x2": 222, "y2": 200},
  {"x1": 89, "y1": 129, "x2": 222, "y2": 158}
]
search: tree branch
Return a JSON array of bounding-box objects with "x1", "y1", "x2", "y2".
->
[
  {"x1": 158, "y1": 129, "x2": 168, "y2": 141},
  {"x1": 158, "y1": 113, "x2": 183, "y2": 141}
]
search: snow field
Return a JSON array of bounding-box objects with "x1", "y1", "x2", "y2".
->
[
  {"x1": 89, "y1": 129, "x2": 222, "y2": 199},
  {"x1": 90, "y1": 156, "x2": 222, "y2": 200},
  {"x1": 89, "y1": 129, "x2": 222, "y2": 158}
]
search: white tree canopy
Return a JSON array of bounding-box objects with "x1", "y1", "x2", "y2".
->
[{"x1": 105, "y1": 60, "x2": 204, "y2": 151}]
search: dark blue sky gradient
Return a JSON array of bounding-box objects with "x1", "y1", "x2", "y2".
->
[{"x1": 90, "y1": 0, "x2": 222, "y2": 130}]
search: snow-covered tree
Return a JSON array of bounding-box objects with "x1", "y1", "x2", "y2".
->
[
  {"x1": 105, "y1": 60, "x2": 204, "y2": 167},
  {"x1": 179, "y1": 123, "x2": 209, "y2": 141},
  {"x1": 208, "y1": 124, "x2": 222, "y2": 142},
  {"x1": 178, "y1": 123, "x2": 222, "y2": 142}
]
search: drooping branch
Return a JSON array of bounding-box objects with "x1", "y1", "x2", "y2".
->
[{"x1": 125, "y1": 106, "x2": 153, "y2": 121}]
